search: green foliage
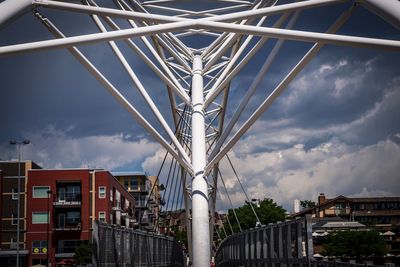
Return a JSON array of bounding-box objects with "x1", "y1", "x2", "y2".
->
[
  {"x1": 221, "y1": 198, "x2": 286, "y2": 238},
  {"x1": 323, "y1": 231, "x2": 386, "y2": 260},
  {"x1": 174, "y1": 228, "x2": 188, "y2": 246},
  {"x1": 74, "y1": 243, "x2": 92, "y2": 265},
  {"x1": 300, "y1": 200, "x2": 316, "y2": 209}
]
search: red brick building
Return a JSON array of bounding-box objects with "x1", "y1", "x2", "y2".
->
[
  {"x1": 26, "y1": 168, "x2": 135, "y2": 266},
  {"x1": 0, "y1": 161, "x2": 42, "y2": 267}
]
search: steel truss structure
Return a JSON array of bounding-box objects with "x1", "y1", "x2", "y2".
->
[{"x1": 1, "y1": 0, "x2": 399, "y2": 266}]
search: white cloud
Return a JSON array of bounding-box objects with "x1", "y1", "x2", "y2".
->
[
  {"x1": 1, "y1": 125, "x2": 160, "y2": 170},
  {"x1": 216, "y1": 138, "x2": 400, "y2": 212},
  {"x1": 233, "y1": 77, "x2": 400, "y2": 154},
  {"x1": 281, "y1": 57, "x2": 375, "y2": 108},
  {"x1": 214, "y1": 56, "x2": 400, "y2": 212}
]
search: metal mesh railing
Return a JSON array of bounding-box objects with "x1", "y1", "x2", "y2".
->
[
  {"x1": 310, "y1": 260, "x2": 382, "y2": 267},
  {"x1": 215, "y1": 216, "x2": 313, "y2": 267},
  {"x1": 92, "y1": 221, "x2": 185, "y2": 267}
]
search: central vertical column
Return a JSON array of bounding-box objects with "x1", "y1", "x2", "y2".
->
[{"x1": 191, "y1": 55, "x2": 210, "y2": 267}]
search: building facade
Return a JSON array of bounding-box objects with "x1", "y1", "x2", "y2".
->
[
  {"x1": 26, "y1": 168, "x2": 135, "y2": 266},
  {"x1": 291, "y1": 193, "x2": 400, "y2": 258},
  {"x1": 112, "y1": 172, "x2": 161, "y2": 231},
  {"x1": 292, "y1": 193, "x2": 400, "y2": 226},
  {"x1": 0, "y1": 161, "x2": 41, "y2": 267}
]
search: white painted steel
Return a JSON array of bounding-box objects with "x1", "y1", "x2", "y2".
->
[
  {"x1": 35, "y1": 0, "x2": 342, "y2": 24},
  {"x1": 89, "y1": 13, "x2": 192, "y2": 166},
  {"x1": 101, "y1": 15, "x2": 189, "y2": 103},
  {"x1": 360, "y1": 0, "x2": 400, "y2": 30},
  {"x1": 0, "y1": 0, "x2": 32, "y2": 27},
  {"x1": 202, "y1": 0, "x2": 267, "y2": 71},
  {"x1": 4, "y1": 17, "x2": 399, "y2": 58},
  {"x1": 2, "y1": 1, "x2": 400, "y2": 265},
  {"x1": 0, "y1": 20, "x2": 194, "y2": 55},
  {"x1": 34, "y1": 0, "x2": 182, "y2": 23},
  {"x1": 96, "y1": 2, "x2": 190, "y2": 103},
  {"x1": 208, "y1": 11, "x2": 299, "y2": 159},
  {"x1": 191, "y1": 55, "x2": 211, "y2": 267},
  {"x1": 198, "y1": 21, "x2": 400, "y2": 50},
  {"x1": 35, "y1": 13, "x2": 193, "y2": 174},
  {"x1": 206, "y1": 6, "x2": 356, "y2": 172},
  {"x1": 204, "y1": 12, "x2": 290, "y2": 107}
]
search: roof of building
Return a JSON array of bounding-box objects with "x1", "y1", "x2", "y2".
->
[
  {"x1": 112, "y1": 171, "x2": 147, "y2": 177},
  {"x1": 291, "y1": 194, "x2": 400, "y2": 218},
  {"x1": 321, "y1": 221, "x2": 365, "y2": 228}
]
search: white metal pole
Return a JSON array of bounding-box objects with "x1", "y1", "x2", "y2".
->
[
  {"x1": 206, "y1": 6, "x2": 356, "y2": 172},
  {"x1": 35, "y1": 14, "x2": 193, "y2": 174},
  {"x1": 197, "y1": 20, "x2": 400, "y2": 50},
  {"x1": 0, "y1": 20, "x2": 194, "y2": 56},
  {"x1": 0, "y1": 0, "x2": 32, "y2": 28},
  {"x1": 360, "y1": 0, "x2": 400, "y2": 30},
  {"x1": 191, "y1": 55, "x2": 210, "y2": 267},
  {"x1": 89, "y1": 13, "x2": 192, "y2": 166},
  {"x1": 208, "y1": 11, "x2": 299, "y2": 159}
]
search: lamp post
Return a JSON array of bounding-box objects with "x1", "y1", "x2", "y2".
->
[
  {"x1": 47, "y1": 189, "x2": 52, "y2": 267},
  {"x1": 251, "y1": 199, "x2": 262, "y2": 227},
  {"x1": 251, "y1": 198, "x2": 261, "y2": 208},
  {"x1": 9, "y1": 139, "x2": 30, "y2": 267}
]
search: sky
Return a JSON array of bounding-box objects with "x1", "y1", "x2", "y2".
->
[{"x1": 0, "y1": 0, "x2": 399, "y2": 212}]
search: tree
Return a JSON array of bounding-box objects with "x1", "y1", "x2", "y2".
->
[
  {"x1": 323, "y1": 231, "x2": 386, "y2": 262},
  {"x1": 300, "y1": 200, "x2": 316, "y2": 209},
  {"x1": 74, "y1": 243, "x2": 92, "y2": 266},
  {"x1": 221, "y1": 198, "x2": 286, "y2": 237}
]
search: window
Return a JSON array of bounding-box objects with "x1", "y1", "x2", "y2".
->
[
  {"x1": 32, "y1": 212, "x2": 49, "y2": 224},
  {"x1": 57, "y1": 240, "x2": 86, "y2": 254},
  {"x1": 377, "y1": 216, "x2": 390, "y2": 224},
  {"x1": 32, "y1": 240, "x2": 47, "y2": 254},
  {"x1": 12, "y1": 188, "x2": 18, "y2": 200},
  {"x1": 99, "y1": 186, "x2": 106, "y2": 198},
  {"x1": 33, "y1": 186, "x2": 50, "y2": 198},
  {"x1": 99, "y1": 211, "x2": 106, "y2": 223},
  {"x1": 32, "y1": 259, "x2": 48, "y2": 266},
  {"x1": 11, "y1": 213, "x2": 18, "y2": 225},
  {"x1": 66, "y1": 211, "x2": 81, "y2": 225},
  {"x1": 130, "y1": 178, "x2": 139, "y2": 190},
  {"x1": 66, "y1": 185, "x2": 81, "y2": 201},
  {"x1": 110, "y1": 189, "x2": 113, "y2": 201},
  {"x1": 10, "y1": 238, "x2": 17, "y2": 249}
]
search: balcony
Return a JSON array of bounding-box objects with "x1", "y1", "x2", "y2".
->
[
  {"x1": 53, "y1": 193, "x2": 81, "y2": 207},
  {"x1": 135, "y1": 199, "x2": 148, "y2": 208},
  {"x1": 54, "y1": 221, "x2": 82, "y2": 232},
  {"x1": 112, "y1": 201, "x2": 122, "y2": 211},
  {"x1": 334, "y1": 208, "x2": 350, "y2": 216}
]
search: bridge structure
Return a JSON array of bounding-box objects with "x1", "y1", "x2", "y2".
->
[{"x1": 1, "y1": 0, "x2": 399, "y2": 266}]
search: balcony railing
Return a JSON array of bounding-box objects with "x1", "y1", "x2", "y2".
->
[
  {"x1": 136, "y1": 200, "x2": 147, "y2": 208},
  {"x1": 54, "y1": 221, "x2": 82, "y2": 231},
  {"x1": 53, "y1": 193, "x2": 82, "y2": 206}
]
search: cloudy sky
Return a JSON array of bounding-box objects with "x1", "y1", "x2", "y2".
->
[{"x1": 0, "y1": 0, "x2": 399, "y2": 211}]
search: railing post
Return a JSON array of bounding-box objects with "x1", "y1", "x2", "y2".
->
[
  {"x1": 270, "y1": 227, "x2": 275, "y2": 267},
  {"x1": 287, "y1": 224, "x2": 292, "y2": 267},
  {"x1": 305, "y1": 215, "x2": 313, "y2": 267},
  {"x1": 278, "y1": 224, "x2": 283, "y2": 261}
]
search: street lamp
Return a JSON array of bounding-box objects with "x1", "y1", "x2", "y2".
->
[
  {"x1": 9, "y1": 139, "x2": 30, "y2": 267},
  {"x1": 47, "y1": 190, "x2": 52, "y2": 267},
  {"x1": 251, "y1": 198, "x2": 262, "y2": 227},
  {"x1": 251, "y1": 198, "x2": 261, "y2": 208}
]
